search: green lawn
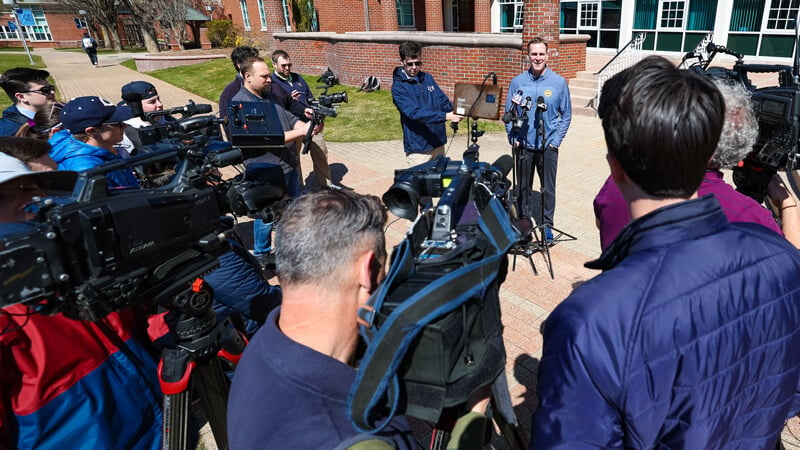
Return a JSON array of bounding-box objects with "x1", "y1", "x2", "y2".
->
[
  {"x1": 0, "y1": 47, "x2": 28, "y2": 52},
  {"x1": 0, "y1": 54, "x2": 49, "y2": 110},
  {"x1": 125, "y1": 58, "x2": 505, "y2": 142},
  {"x1": 54, "y1": 47, "x2": 149, "y2": 54}
]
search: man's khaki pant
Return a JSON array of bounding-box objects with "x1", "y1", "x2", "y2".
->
[
  {"x1": 405, "y1": 146, "x2": 445, "y2": 167},
  {"x1": 295, "y1": 133, "x2": 332, "y2": 188}
]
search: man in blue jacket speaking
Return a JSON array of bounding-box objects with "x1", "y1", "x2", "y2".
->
[
  {"x1": 506, "y1": 37, "x2": 571, "y2": 241},
  {"x1": 392, "y1": 41, "x2": 462, "y2": 167},
  {"x1": 531, "y1": 56, "x2": 800, "y2": 449}
]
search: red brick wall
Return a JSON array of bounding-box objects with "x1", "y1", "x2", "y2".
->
[
  {"x1": 0, "y1": 10, "x2": 90, "y2": 48},
  {"x1": 273, "y1": 38, "x2": 528, "y2": 104},
  {"x1": 558, "y1": 39, "x2": 586, "y2": 81},
  {"x1": 473, "y1": 0, "x2": 491, "y2": 33}
]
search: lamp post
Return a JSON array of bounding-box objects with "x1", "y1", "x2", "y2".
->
[
  {"x1": 2, "y1": 0, "x2": 34, "y2": 65},
  {"x1": 78, "y1": 9, "x2": 93, "y2": 40}
]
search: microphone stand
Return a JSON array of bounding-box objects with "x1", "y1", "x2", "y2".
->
[{"x1": 523, "y1": 98, "x2": 576, "y2": 279}]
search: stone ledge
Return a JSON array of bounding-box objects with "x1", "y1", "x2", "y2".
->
[{"x1": 134, "y1": 54, "x2": 226, "y2": 72}]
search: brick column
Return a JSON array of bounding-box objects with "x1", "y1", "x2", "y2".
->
[
  {"x1": 425, "y1": 0, "x2": 444, "y2": 31},
  {"x1": 522, "y1": 0, "x2": 561, "y2": 71},
  {"x1": 474, "y1": 0, "x2": 491, "y2": 32},
  {"x1": 381, "y1": 0, "x2": 399, "y2": 31}
]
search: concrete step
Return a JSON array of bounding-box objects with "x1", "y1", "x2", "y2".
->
[
  {"x1": 572, "y1": 106, "x2": 597, "y2": 117},
  {"x1": 570, "y1": 85, "x2": 596, "y2": 97},
  {"x1": 573, "y1": 70, "x2": 597, "y2": 81},
  {"x1": 570, "y1": 77, "x2": 597, "y2": 89}
]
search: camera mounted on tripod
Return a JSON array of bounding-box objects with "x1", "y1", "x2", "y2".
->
[
  {"x1": 0, "y1": 136, "x2": 287, "y2": 322},
  {"x1": 348, "y1": 151, "x2": 518, "y2": 432}
]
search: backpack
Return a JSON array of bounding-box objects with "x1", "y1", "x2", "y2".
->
[
  {"x1": 82, "y1": 37, "x2": 96, "y2": 50},
  {"x1": 358, "y1": 76, "x2": 380, "y2": 92}
]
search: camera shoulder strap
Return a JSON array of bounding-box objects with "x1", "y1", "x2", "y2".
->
[{"x1": 348, "y1": 197, "x2": 516, "y2": 433}]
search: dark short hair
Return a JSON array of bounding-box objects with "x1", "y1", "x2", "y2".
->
[
  {"x1": 239, "y1": 56, "x2": 266, "y2": 75},
  {"x1": 0, "y1": 137, "x2": 51, "y2": 163},
  {"x1": 399, "y1": 41, "x2": 422, "y2": 61},
  {"x1": 0, "y1": 68, "x2": 51, "y2": 103},
  {"x1": 271, "y1": 49, "x2": 290, "y2": 65},
  {"x1": 526, "y1": 37, "x2": 549, "y2": 52},
  {"x1": 598, "y1": 56, "x2": 725, "y2": 198},
  {"x1": 231, "y1": 46, "x2": 259, "y2": 73},
  {"x1": 275, "y1": 189, "x2": 387, "y2": 287}
]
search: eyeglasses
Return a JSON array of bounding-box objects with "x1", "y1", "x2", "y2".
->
[
  {"x1": 404, "y1": 60, "x2": 423, "y2": 67},
  {"x1": 24, "y1": 86, "x2": 55, "y2": 96},
  {"x1": 280, "y1": 63, "x2": 292, "y2": 68}
]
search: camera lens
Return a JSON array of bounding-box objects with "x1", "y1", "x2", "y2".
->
[{"x1": 383, "y1": 173, "x2": 422, "y2": 220}]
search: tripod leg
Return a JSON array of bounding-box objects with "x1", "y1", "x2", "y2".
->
[
  {"x1": 159, "y1": 348, "x2": 195, "y2": 450},
  {"x1": 193, "y1": 357, "x2": 231, "y2": 449}
]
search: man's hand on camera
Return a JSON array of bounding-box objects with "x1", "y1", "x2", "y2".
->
[
  {"x1": 291, "y1": 90, "x2": 302, "y2": 100},
  {"x1": 313, "y1": 121, "x2": 324, "y2": 135},
  {"x1": 446, "y1": 112, "x2": 463, "y2": 123},
  {"x1": 304, "y1": 108, "x2": 314, "y2": 120}
]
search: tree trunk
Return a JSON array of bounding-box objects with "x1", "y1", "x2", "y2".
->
[
  {"x1": 99, "y1": 24, "x2": 112, "y2": 49},
  {"x1": 110, "y1": 26, "x2": 123, "y2": 51},
  {"x1": 142, "y1": 31, "x2": 160, "y2": 53}
]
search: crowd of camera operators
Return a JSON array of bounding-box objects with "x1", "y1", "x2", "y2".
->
[{"x1": 1, "y1": 36, "x2": 800, "y2": 449}]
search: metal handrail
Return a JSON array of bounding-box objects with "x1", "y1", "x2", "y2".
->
[{"x1": 591, "y1": 32, "x2": 647, "y2": 114}]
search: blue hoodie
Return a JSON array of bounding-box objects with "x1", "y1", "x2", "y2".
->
[
  {"x1": 49, "y1": 129, "x2": 139, "y2": 188},
  {"x1": 391, "y1": 67, "x2": 452, "y2": 154},
  {"x1": 0, "y1": 105, "x2": 29, "y2": 137}
]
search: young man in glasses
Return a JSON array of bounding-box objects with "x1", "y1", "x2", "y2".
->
[
  {"x1": 0, "y1": 68, "x2": 56, "y2": 137},
  {"x1": 391, "y1": 41, "x2": 462, "y2": 166},
  {"x1": 270, "y1": 49, "x2": 335, "y2": 189}
]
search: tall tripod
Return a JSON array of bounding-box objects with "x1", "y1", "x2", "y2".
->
[
  {"x1": 158, "y1": 278, "x2": 247, "y2": 450},
  {"x1": 507, "y1": 96, "x2": 575, "y2": 278}
]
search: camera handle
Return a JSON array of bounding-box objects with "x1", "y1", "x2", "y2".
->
[{"x1": 158, "y1": 278, "x2": 247, "y2": 450}]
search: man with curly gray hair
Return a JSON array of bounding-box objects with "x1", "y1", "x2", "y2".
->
[{"x1": 593, "y1": 77, "x2": 800, "y2": 249}]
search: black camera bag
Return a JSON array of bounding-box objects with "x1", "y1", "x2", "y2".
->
[{"x1": 348, "y1": 196, "x2": 516, "y2": 432}]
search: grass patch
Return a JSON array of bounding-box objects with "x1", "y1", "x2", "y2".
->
[
  {"x1": 124, "y1": 59, "x2": 506, "y2": 142},
  {"x1": 138, "y1": 58, "x2": 231, "y2": 104},
  {"x1": 54, "y1": 47, "x2": 147, "y2": 54},
  {"x1": 120, "y1": 59, "x2": 137, "y2": 71},
  {"x1": 0, "y1": 54, "x2": 48, "y2": 110},
  {"x1": 0, "y1": 47, "x2": 29, "y2": 52}
]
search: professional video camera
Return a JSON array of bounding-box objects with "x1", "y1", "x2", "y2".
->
[
  {"x1": 301, "y1": 69, "x2": 348, "y2": 155},
  {"x1": 349, "y1": 149, "x2": 519, "y2": 434},
  {"x1": 681, "y1": 32, "x2": 800, "y2": 202},
  {"x1": 0, "y1": 139, "x2": 287, "y2": 322}
]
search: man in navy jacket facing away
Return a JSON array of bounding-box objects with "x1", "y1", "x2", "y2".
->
[
  {"x1": 391, "y1": 41, "x2": 462, "y2": 167},
  {"x1": 531, "y1": 56, "x2": 800, "y2": 449}
]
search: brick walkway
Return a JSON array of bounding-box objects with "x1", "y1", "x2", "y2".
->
[{"x1": 23, "y1": 47, "x2": 799, "y2": 447}]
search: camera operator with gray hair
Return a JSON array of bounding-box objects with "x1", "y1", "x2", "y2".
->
[
  {"x1": 227, "y1": 189, "x2": 490, "y2": 448},
  {"x1": 594, "y1": 78, "x2": 800, "y2": 250}
]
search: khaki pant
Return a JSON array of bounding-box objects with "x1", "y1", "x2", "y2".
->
[
  {"x1": 405, "y1": 146, "x2": 445, "y2": 167},
  {"x1": 295, "y1": 133, "x2": 332, "y2": 188}
]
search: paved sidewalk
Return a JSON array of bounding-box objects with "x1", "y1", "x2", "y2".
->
[{"x1": 29, "y1": 48, "x2": 799, "y2": 447}]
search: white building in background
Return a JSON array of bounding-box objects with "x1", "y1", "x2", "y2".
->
[{"x1": 491, "y1": 0, "x2": 797, "y2": 59}]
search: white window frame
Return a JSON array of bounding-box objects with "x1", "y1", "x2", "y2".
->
[
  {"x1": 657, "y1": 0, "x2": 687, "y2": 31},
  {"x1": 498, "y1": 0, "x2": 524, "y2": 33},
  {"x1": 257, "y1": 0, "x2": 267, "y2": 30},
  {"x1": 6, "y1": 6, "x2": 53, "y2": 41},
  {"x1": 240, "y1": 0, "x2": 251, "y2": 31},
  {"x1": 281, "y1": 0, "x2": 292, "y2": 31},
  {"x1": 396, "y1": 0, "x2": 416, "y2": 29},
  {"x1": 762, "y1": 0, "x2": 799, "y2": 34},
  {"x1": 578, "y1": 1, "x2": 599, "y2": 28}
]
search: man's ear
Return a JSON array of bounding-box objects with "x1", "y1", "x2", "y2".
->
[
  {"x1": 14, "y1": 92, "x2": 26, "y2": 104},
  {"x1": 607, "y1": 152, "x2": 627, "y2": 184},
  {"x1": 356, "y1": 249, "x2": 382, "y2": 295},
  {"x1": 84, "y1": 126, "x2": 97, "y2": 136}
]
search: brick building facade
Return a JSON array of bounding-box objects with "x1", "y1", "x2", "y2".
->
[{"x1": 226, "y1": 0, "x2": 587, "y2": 105}]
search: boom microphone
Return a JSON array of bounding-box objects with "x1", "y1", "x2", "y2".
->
[{"x1": 490, "y1": 155, "x2": 514, "y2": 178}]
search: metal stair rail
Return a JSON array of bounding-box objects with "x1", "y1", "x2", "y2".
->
[
  {"x1": 678, "y1": 33, "x2": 714, "y2": 69},
  {"x1": 592, "y1": 32, "x2": 647, "y2": 114}
]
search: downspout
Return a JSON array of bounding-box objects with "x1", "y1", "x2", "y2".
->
[{"x1": 364, "y1": 0, "x2": 370, "y2": 31}]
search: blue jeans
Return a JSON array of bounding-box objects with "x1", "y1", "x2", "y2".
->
[{"x1": 253, "y1": 168, "x2": 301, "y2": 254}]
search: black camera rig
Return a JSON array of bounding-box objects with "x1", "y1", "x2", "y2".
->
[
  {"x1": 301, "y1": 69, "x2": 348, "y2": 155},
  {"x1": 681, "y1": 30, "x2": 800, "y2": 202},
  {"x1": 349, "y1": 147, "x2": 519, "y2": 436},
  {"x1": 0, "y1": 133, "x2": 286, "y2": 322}
]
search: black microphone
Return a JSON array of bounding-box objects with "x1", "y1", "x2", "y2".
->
[
  {"x1": 536, "y1": 96, "x2": 547, "y2": 111},
  {"x1": 510, "y1": 90, "x2": 524, "y2": 105},
  {"x1": 121, "y1": 91, "x2": 145, "y2": 119},
  {"x1": 501, "y1": 110, "x2": 514, "y2": 124},
  {"x1": 491, "y1": 154, "x2": 514, "y2": 178}
]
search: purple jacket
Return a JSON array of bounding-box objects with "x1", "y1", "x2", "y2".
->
[{"x1": 594, "y1": 170, "x2": 782, "y2": 250}]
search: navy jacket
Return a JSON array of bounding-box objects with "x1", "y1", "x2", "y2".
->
[
  {"x1": 228, "y1": 308, "x2": 418, "y2": 449},
  {"x1": 391, "y1": 67, "x2": 452, "y2": 154},
  {"x1": 532, "y1": 195, "x2": 800, "y2": 448},
  {"x1": 0, "y1": 105, "x2": 28, "y2": 137}
]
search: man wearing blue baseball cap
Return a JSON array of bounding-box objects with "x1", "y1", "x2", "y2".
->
[
  {"x1": 117, "y1": 81, "x2": 165, "y2": 158},
  {"x1": 48, "y1": 96, "x2": 139, "y2": 188}
]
